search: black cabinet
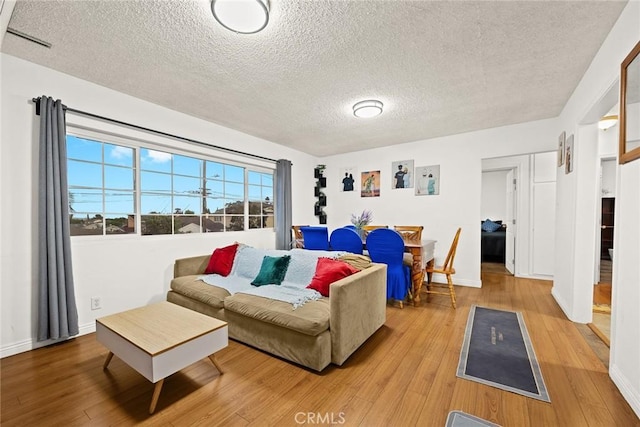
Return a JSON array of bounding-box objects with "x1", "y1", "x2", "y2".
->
[{"x1": 314, "y1": 166, "x2": 327, "y2": 224}]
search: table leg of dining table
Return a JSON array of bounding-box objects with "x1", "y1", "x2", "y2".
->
[
  {"x1": 410, "y1": 248, "x2": 425, "y2": 306},
  {"x1": 426, "y1": 259, "x2": 434, "y2": 284}
]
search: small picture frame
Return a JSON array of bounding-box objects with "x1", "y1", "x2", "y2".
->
[
  {"x1": 361, "y1": 170, "x2": 381, "y2": 197},
  {"x1": 391, "y1": 160, "x2": 414, "y2": 189},
  {"x1": 557, "y1": 131, "x2": 566, "y2": 167},
  {"x1": 339, "y1": 167, "x2": 357, "y2": 192},
  {"x1": 565, "y1": 134, "x2": 574, "y2": 174},
  {"x1": 415, "y1": 165, "x2": 440, "y2": 196}
]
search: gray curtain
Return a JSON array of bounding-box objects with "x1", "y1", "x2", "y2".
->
[
  {"x1": 37, "y1": 96, "x2": 79, "y2": 341},
  {"x1": 275, "y1": 159, "x2": 293, "y2": 250}
]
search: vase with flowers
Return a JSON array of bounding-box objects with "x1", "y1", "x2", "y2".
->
[{"x1": 351, "y1": 209, "x2": 373, "y2": 238}]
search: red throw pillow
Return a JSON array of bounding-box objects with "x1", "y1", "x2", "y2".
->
[
  {"x1": 204, "y1": 243, "x2": 239, "y2": 276},
  {"x1": 307, "y1": 258, "x2": 360, "y2": 297}
]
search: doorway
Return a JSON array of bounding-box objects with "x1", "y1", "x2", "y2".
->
[
  {"x1": 589, "y1": 157, "x2": 616, "y2": 346},
  {"x1": 480, "y1": 168, "x2": 515, "y2": 275}
]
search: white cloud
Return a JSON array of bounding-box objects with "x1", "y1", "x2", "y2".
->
[
  {"x1": 146, "y1": 150, "x2": 172, "y2": 163},
  {"x1": 109, "y1": 146, "x2": 132, "y2": 159}
]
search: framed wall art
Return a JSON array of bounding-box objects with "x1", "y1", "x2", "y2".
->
[
  {"x1": 361, "y1": 170, "x2": 380, "y2": 197},
  {"x1": 557, "y1": 131, "x2": 566, "y2": 166},
  {"x1": 339, "y1": 166, "x2": 357, "y2": 192},
  {"x1": 415, "y1": 165, "x2": 440, "y2": 195},
  {"x1": 391, "y1": 160, "x2": 414, "y2": 189},
  {"x1": 619, "y1": 41, "x2": 640, "y2": 164},
  {"x1": 565, "y1": 134, "x2": 574, "y2": 174}
]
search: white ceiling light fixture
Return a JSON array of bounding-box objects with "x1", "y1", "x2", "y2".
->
[
  {"x1": 598, "y1": 114, "x2": 618, "y2": 130},
  {"x1": 353, "y1": 100, "x2": 383, "y2": 118},
  {"x1": 211, "y1": 0, "x2": 269, "y2": 34}
]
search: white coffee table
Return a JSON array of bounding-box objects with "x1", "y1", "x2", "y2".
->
[{"x1": 96, "y1": 301, "x2": 228, "y2": 414}]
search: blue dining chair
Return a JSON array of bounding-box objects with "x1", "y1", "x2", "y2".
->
[
  {"x1": 299, "y1": 226, "x2": 330, "y2": 250},
  {"x1": 365, "y1": 228, "x2": 411, "y2": 307},
  {"x1": 329, "y1": 227, "x2": 363, "y2": 254}
]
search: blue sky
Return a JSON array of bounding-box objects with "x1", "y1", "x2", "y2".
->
[{"x1": 67, "y1": 135, "x2": 273, "y2": 217}]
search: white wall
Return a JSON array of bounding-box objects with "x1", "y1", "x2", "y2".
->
[
  {"x1": 0, "y1": 54, "x2": 319, "y2": 357},
  {"x1": 481, "y1": 171, "x2": 507, "y2": 221},
  {"x1": 554, "y1": 0, "x2": 640, "y2": 417},
  {"x1": 320, "y1": 120, "x2": 557, "y2": 288}
]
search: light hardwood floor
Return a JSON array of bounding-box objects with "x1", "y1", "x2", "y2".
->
[{"x1": 2, "y1": 273, "x2": 639, "y2": 426}]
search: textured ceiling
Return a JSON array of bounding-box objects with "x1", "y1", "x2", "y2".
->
[{"x1": 2, "y1": 0, "x2": 628, "y2": 156}]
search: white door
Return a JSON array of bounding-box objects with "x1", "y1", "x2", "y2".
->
[{"x1": 505, "y1": 169, "x2": 516, "y2": 274}]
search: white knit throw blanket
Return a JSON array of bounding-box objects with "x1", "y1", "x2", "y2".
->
[{"x1": 238, "y1": 285, "x2": 322, "y2": 309}]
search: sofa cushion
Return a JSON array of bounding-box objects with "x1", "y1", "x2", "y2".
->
[
  {"x1": 170, "y1": 275, "x2": 230, "y2": 309},
  {"x1": 224, "y1": 294, "x2": 330, "y2": 336},
  {"x1": 204, "y1": 243, "x2": 238, "y2": 276},
  {"x1": 251, "y1": 255, "x2": 291, "y2": 286},
  {"x1": 307, "y1": 258, "x2": 360, "y2": 297}
]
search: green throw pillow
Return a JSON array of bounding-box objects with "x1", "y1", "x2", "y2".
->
[{"x1": 251, "y1": 255, "x2": 291, "y2": 286}]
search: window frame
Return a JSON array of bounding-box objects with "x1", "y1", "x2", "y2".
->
[{"x1": 66, "y1": 126, "x2": 275, "y2": 238}]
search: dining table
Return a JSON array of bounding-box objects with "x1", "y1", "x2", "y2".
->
[{"x1": 403, "y1": 239, "x2": 436, "y2": 306}]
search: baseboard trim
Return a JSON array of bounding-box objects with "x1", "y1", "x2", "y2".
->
[
  {"x1": 610, "y1": 363, "x2": 640, "y2": 419},
  {"x1": 517, "y1": 273, "x2": 554, "y2": 281},
  {"x1": 430, "y1": 274, "x2": 481, "y2": 288},
  {"x1": 551, "y1": 286, "x2": 571, "y2": 320},
  {"x1": 0, "y1": 321, "x2": 95, "y2": 359}
]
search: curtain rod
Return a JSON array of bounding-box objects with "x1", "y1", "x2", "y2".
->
[{"x1": 31, "y1": 97, "x2": 279, "y2": 164}]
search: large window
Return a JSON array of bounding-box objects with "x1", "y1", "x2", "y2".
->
[{"x1": 67, "y1": 132, "x2": 274, "y2": 236}]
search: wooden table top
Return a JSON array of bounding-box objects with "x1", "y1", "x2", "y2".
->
[{"x1": 96, "y1": 302, "x2": 227, "y2": 356}]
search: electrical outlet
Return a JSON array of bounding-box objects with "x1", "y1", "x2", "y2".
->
[{"x1": 91, "y1": 296, "x2": 102, "y2": 310}]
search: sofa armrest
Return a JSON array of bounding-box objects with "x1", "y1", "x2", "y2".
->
[
  {"x1": 174, "y1": 255, "x2": 210, "y2": 278},
  {"x1": 330, "y1": 263, "x2": 387, "y2": 365}
]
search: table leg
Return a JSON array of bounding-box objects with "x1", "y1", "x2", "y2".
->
[
  {"x1": 410, "y1": 247, "x2": 424, "y2": 306},
  {"x1": 149, "y1": 378, "x2": 164, "y2": 414},
  {"x1": 426, "y1": 259, "x2": 434, "y2": 284},
  {"x1": 103, "y1": 351, "x2": 114, "y2": 370},
  {"x1": 208, "y1": 354, "x2": 224, "y2": 374}
]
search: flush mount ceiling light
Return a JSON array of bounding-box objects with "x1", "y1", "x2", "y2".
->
[
  {"x1": 211, "y1": 0, "x2": 269, "y2": 34},
  {"x1": 353, "y1": 100, "x2": 383, "y2": 118},
  {"x1": 598, "y1": 114, "x2": 618, "y2": 130}
]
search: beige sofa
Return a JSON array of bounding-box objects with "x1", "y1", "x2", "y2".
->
[{"x1": 166, "y1": 247, "x2": 387, "y2": 371}]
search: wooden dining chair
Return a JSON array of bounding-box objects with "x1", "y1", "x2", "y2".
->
[
  {"x1": 394, "y1": 226, "x2": 424, "y2": 267},
  {"x1": 424, "y1": 228, "x2": 461, "y2": 308},
  {"x1": 361, "y1": 225, "x2": 388, "y2": 239},
  {"x1": 393, "y1": 225, "x2": 423, "y2": 242}
]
